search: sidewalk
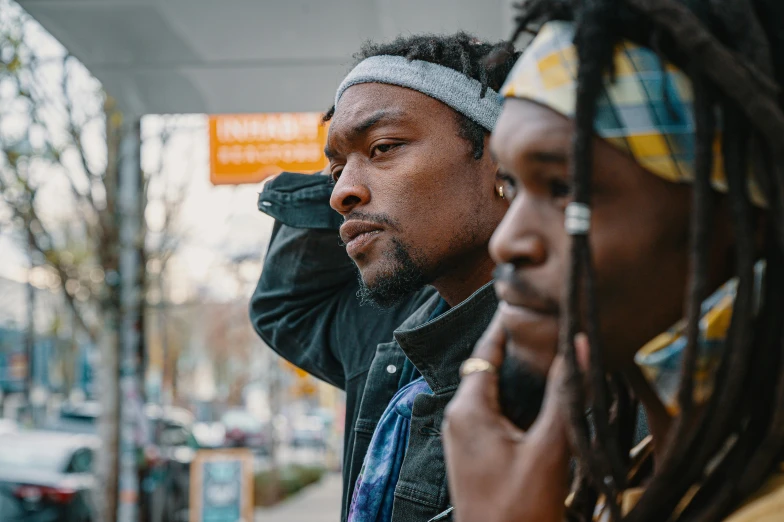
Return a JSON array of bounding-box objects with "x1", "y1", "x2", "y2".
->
[{"x1": 255, "y1": 473, "x2": 342, "y2": 522}]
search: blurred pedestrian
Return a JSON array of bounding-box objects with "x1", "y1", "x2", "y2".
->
[
  {"x1": 249, "y1": 33, "x2": 542, "y2": 522},
  {"x1": 443, "y1": 1, "x2": 784, "y2": 521}
]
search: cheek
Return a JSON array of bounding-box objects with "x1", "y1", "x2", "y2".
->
[
  {"x1": 384, "y1": 147, "x2": 494, "y2": 239},
  {"x1": 589, "y1": 216, "x2": 690, "y2": 360}
]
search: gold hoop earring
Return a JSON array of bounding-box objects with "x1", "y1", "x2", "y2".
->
[{"x1": 497, "y1": 185, "x2": 505, "y2": 199}]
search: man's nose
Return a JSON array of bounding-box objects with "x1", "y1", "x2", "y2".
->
[
  {"x1": 329, "y1": 166, "x2": 370, "y2": 216},
  {"x1": 489, "y1": 196, "x2": 548, "y2": 268}
]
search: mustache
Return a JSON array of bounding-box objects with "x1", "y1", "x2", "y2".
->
[
  {"x1": 338, "y1": 210, "x2": 400, "y2": 247},
  {"x1": 343, "y1": 210, "x2": 399, "y2": 230},
  {"x1": 493, "y1": 263, "x2": 561, "y2": 314}
]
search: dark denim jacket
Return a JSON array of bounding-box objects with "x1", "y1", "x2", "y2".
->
[{"x1": 249, "y1": 173, "x2": 499, "y2": 522}]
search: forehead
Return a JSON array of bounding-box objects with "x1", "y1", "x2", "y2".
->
[
  {"x1": 491, "y1": 98, "x2": 691, "y2": 205},
  {"x1": 329, "y1": 83, "x2": 449, "y2": 140},
  {"x1": 490, "y1": 99, "x2": 573, "y2": 163}
]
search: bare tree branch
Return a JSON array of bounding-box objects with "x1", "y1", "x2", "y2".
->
[
  {"x1": 0, "y1": 11, "x2": 187, "y2": 357},
  {"x1": 0, "y1": 174, "x2": 96, "y2": 341}
]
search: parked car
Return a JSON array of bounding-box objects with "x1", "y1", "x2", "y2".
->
[
  {"x1": 290, "y1": 416, "x2": 327, "y2": 449},
  {"x1": 192, "y1": 422, "x2": 226, "y2": 449},
  {"x1": 143, "y1": 405, "x2": 197, "y2": 522},
  {"x1": 0, "y1": 431, "x2": 99, "y2": 522},
  {"x1": 49, "y1": 401, "x2": 198, "y2": 521},
  {"x1": 220, "y1": 409, "x2": 269, "y2": 451},
  {"x1": 50, "y1": 401, "x2": 101, "y2": 435},
  {"x1": 52, "y1": 401, "x2": 200, "y2": 459}
]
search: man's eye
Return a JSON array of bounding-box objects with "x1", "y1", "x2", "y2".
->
[
  {"x1": 548, "y1": 178, "x2": 571, "y2": 199},
  {"x1": 331, "y1": 169, "x2": 343, "y2": 183},
  {"x1": 497, "y1": 173, "x2": 518, "y2": 201},
  {"x1": 370, "y1": 143, "x2": 400, "y2": 157}
]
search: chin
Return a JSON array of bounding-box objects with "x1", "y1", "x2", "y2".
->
[
  {"x1": 351, "y1": 242, "x2": 390, "y2": 272},
  {"x1": 355, "y1": 262, "x2": 384, "y2": 288},
  {"x1": 355, "y1": 255, "x2": 428, "y2": 309},
  {"x1": 355, "y1": 250, "x2": 402, "y2": 287},
  {"x1": 504, "y1": 338, "x2": 557, "y2": 378},
  {"x1": 498, "y1": 353, "x2": 547, "y2": 430}
]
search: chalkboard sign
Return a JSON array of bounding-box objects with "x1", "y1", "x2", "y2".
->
[{"x1": 190, "y1": 449, "x2": 254, "y2": 522}]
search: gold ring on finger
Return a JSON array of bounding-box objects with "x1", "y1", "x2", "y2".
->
[{"x1": 459, "y1": 357, "x2": 497, "y2": 378}]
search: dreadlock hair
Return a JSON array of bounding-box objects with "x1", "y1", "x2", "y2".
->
[
  {"x1": 322, "y1": 32, "x2": 520, "y2": 160},
  {"x1": 508, "y1": 1, "x2": 784, "y2": 521}
]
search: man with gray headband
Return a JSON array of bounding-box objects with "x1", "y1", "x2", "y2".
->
[{"x1": 250, "y1": 33, "x2": 527, "y2": 522}]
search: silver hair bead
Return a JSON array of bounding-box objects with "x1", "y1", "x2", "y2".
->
[{"x1": 565, "y1": 202, "x2": 591, "y2": 235}]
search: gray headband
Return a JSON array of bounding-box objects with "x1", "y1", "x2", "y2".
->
[{"x1": 334, "y1": 55, "x2": 502, "y2": 132}]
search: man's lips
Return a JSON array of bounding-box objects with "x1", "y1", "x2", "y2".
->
[
  {"x1": 339, "y1": 220, "x2": 384, "y2": 255},
  {"x1": 493, "y1": 267, "x2": 561, "y2": 376},
  {"x1": 497, "y1": 299, "x2": 559, "y2": 377}
]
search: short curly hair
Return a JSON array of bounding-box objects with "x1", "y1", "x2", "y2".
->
[{"x1": 323, "y1": 32, "x2": 520, "y2": 160}]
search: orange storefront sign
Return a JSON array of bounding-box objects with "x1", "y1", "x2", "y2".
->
[{"x1": 209, "y1": 112, "x2": 328, "y2": 185}]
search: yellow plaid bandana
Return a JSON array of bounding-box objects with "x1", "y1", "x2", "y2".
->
[
  {"x1": 634, "y1": 261, "x2": 764, "y2": 414},
  {"x1": 501, "y1": 21, "x2": 765, "y2": 207}
]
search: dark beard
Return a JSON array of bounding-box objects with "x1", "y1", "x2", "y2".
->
[
  {"x1": 497, "y1": 354, "x2": 547, "y2": 430},
  {"x1": 356, "y1": 238, "x2": 430, "y2": 308}
]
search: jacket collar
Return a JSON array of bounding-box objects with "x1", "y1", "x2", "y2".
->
[{"x1": 393, "y1": 281, "x2": 498, "y2": 394}]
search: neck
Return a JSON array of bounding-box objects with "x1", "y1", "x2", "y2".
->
[
  {"x1": 621, "y1": 266, "x2": 737, "y2": 463},
  {"x1": 431, "y1": 248, "x2": 496, "y2": 307}
]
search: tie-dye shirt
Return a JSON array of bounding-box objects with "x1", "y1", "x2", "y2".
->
[
  {"x1": 347, "y1": 299, "x2": 448, "y2": 522},
  {"x1": 346, "y1": 377, "x2": 433, "y2": 522}
]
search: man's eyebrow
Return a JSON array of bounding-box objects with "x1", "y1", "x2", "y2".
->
[
  {"x1": 324, "y1": 109, "x2": 406, "y2": 160},
  {"x1": 349, "y1": 109, "x2": 406, "y2": 138},
  {"x1": 528, "y1": 150, "x2": 568, "y2": 164}
]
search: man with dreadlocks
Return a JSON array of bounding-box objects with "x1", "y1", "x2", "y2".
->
[
  {"x1": 443, "y1": 0, "x2": 784, "y2": 521},
  {"x1": 250, "y1": 33, "x2": 532, "y2": 522}
]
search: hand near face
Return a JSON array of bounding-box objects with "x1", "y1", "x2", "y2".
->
[{"x1": 443, "y1": 314, "x2": 584, "y2": 522}]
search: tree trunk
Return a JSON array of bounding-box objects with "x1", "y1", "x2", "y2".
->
[
  {"x1": 97, "y1": 97, "x2": 123, "y2": 522},
  {"x1": 97, "y1": 323, "x2": 120, "y2": 522},
  {"x1": 24, "y1": 224, "x2": 35, "y2": 427}
]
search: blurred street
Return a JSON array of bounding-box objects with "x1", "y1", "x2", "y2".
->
[
  {"x1": 253, "y1": 445, "x2": 333, "y2": 473},
  {"x1": 254, "y1": 473, "x2": 341, "y2": 522}
]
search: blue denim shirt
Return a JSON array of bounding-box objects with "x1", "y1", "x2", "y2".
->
[{"x1": 249, "y1": 173, "x2": 499, "y2": 522}]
